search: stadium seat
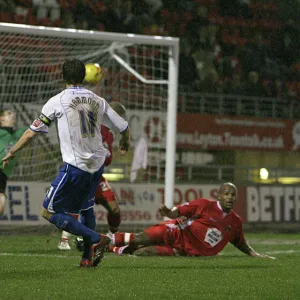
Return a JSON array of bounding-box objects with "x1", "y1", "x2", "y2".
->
[
  {"x1": 97, "y1": 23, "x2": 105, "y2": 31},
  {"x1": 160, "y1": 9, "x2": 170, "y2": 20},
  {"x1": 0, "y1": 11, "x2": 12, "y2": 22},
  {"x1": 14, "y1": 14, "x2": 27, "y2": 24},
  {"x1": 27, "y1": 9, "x2": 38, "y2": 25}
]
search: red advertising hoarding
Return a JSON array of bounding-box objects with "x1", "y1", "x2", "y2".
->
[{"x1": 177, "y1": 114, "x2": 300, "y2": 151}]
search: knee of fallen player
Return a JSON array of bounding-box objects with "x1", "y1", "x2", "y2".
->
[
  {"x1": 134, "y1": 232, "x2": 154, "y2": 246},
  {"x1": 41, "y1": 207, "x2": 53, "y2": 221},
  {"x1": 0, "y1": 193, "x2": 6, "y2": 215}
]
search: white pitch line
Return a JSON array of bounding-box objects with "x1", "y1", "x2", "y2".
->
[
  {"x1": 0, "y1": 252, "x2": 78, "y2": 259},
  {"x1": 217, "y1": 249, "x2": 300, "y2": 256},
  {"x1": 0, "y1": 249, "x2": 299, "y2": 259},
  {"x1": 266, "y1": 249, "x2": 300, "y2": 255}
]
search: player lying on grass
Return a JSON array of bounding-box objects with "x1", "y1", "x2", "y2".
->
[
  {"x1": 2, "y1": 58, "x2": 130, "y2": 267},
  {"x1": 110, "y1": 182, "x2": 275, "y2": 259}
]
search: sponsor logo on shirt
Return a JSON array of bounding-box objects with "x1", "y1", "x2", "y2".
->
[{"x1": 32, "y1": 119, "x2": 42, "y2": 128}]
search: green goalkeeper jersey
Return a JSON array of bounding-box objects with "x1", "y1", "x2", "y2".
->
[{"x1": 0, "y1": 127, "x2": 27, "y2": 177}]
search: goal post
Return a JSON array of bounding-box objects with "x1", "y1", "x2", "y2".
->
[{"x1": 0, "y1": 22, "x2": 179, "y2": 210}]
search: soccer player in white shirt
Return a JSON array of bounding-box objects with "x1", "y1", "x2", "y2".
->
[{"x1": 2, "y1": 58, "x2": 130, "y2": 268}]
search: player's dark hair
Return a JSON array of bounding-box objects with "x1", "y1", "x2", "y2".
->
[
  {"x1": 62, "y1": 58, "x2": 86, "y2": 85},
  {"x1": 219, "y1": 182, "x2": 237, "y2": 193}
]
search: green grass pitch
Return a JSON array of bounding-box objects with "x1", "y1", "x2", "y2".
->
[{"x1": 0, "y1": 233, "x2": 300, "y2": 300}]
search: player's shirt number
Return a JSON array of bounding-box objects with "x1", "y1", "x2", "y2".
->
[
  {"x1": 204, "y1": 228, "x2": 223, "y2": 247},
  {"x1": 78, "y1": 110, "x2": 96, "y2": 138}
]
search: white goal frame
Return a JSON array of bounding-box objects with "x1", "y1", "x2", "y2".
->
[{"x1": 0, "y1": 22, "x2": 179, "y2": 208}]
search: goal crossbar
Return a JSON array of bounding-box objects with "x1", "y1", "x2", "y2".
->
[{"x1": 0, "y1": 22, "x2": 178, "y2": 46}]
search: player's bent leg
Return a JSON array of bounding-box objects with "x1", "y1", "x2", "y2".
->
[
  {"x1": 58, "y1": 214, "x2": 79, "y2": 250},
  {"x1": 112, "y1": 231, "x2": 154, "y2": 247},
  {"x1": 134, "y1": 232, "x2": 155, "y2": 246},
  {"x1": 0, "y1": 193, "x2": 7, "y2": 215},
  {"x1": 133, "y1": 245, "x2": 176, "y2": 256},
  {"x1": 47, "y1": 209, "x2": 110, "y2": 266},
  {"x1": 96, "y1": 178, "x2": 121, "y2": 234},
  {"x1": 106, "y1": 201, "x2": 121, "y2": 234},
  {"x1": 41, "y1": 207, "x2": 53, "y2": 220},
  {"x1": 43, "y1": 163, "x2": 109, "y2": 267},
  {"x1": 41, "y1": 206, "x2": 102, "y2": 245},
  {"x1": 80, "y1": 208, "x2": 96, "y2": 230},
  {"x1": 79, "y1": 208, "x2": 97, "y2": 259}
]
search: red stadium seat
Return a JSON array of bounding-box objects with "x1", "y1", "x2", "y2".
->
[
  {"x1": 160, "y1": 9, "x2": 170, "y2": 20},
  {"x1": 182, "y1": 11, "x2": 193, "y2": 22},
  {"x1": 27, "y1": 11, "x2": 38, "y2": 25},
  {"x1": 39, "y1": 18, "x2": 53, "y2": 27},
  {"x1": 178, "y1": 23, "x2": 186, "y2": 36},
  {"x1": 0, "y1": 11, "x2": 12, "y2": 23},
  {"x1": 97, "y1": 23, "x2": 105, "y2": 31},
  {"x1": 14, "y1": 14, "x2": 27, "y2": 24},
  {"x1": 94, "y1": 1, "x2": 106, "y2": 13},
  {"x1": 53, "y1": 19, "x2": 63, "y2": 27}
]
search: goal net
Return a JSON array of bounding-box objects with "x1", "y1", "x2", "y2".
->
[{"x1": 0, "y1": 23, "x2": 179, "y2": 230}]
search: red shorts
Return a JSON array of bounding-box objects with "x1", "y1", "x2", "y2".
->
[
  {"x1": 144, "y1": 220, "x2": 184, "y2": 255},
  {"x1": 95, "y1": 176, "x2": 117, "y2": 205}
]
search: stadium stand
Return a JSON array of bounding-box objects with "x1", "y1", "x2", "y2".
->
[{"x1": 0, "y1": 0, "x2": 299, "y2": 115}]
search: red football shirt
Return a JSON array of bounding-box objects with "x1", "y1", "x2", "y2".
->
[
  {"x1": 101, "y1": 125, "x2": 113, "y2": 166},
  {"x1": 174, "y1": 198, "x2": 246, "y2": 256}
]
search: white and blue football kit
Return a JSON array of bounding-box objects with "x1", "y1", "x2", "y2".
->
[{"x1": 30, "y1": 86, "x2": 128, "y2": 214}]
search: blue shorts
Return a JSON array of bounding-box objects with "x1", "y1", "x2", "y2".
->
[{"x1": 43, "y1": 163, "x2": 104, "y2": 214}]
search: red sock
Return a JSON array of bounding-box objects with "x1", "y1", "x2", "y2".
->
[
  {"x1": 113, "y1": 232, "x2": 135, "y2": 246},
  {"x1": 110, "y1": 245, "x2": 137, "y2": 255},
  {"x1": 111, "y1": 246, "x2": 129, "y2": 255}
]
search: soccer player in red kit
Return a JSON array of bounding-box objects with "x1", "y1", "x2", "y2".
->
[
  {"x1": 95, "y1": 121, "x2": 122, "y2": 234},
  {"x1": 110, "y1": 182, "x2": 275, "y2": 259}
]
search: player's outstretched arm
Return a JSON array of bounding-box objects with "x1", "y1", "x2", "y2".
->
[
  {"x1": 235, "y1": 241, "x2": 276, "y2": 259},
  {"x1": 159, "y1": 205, "x2": 179, "y2": 219},
  {"x1": 119, "y1": 127, "x2": 130, "y2": 155},
  {"x1": 2, "y1": 129, "x2": 37, "y2": 168}
]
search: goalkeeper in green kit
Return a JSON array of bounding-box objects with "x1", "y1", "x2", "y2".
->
[{"x1": 0, "y1": 107, "x2": 27, "y2": 215}]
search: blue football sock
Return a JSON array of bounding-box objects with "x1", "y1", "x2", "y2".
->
[
  {"x1": 80, "y1": 208, "x2": 96, "y2": 259},
  {"x1": 80, "y1": 208, "x2": 96, "y2": 230},
  {"x1": 49, "y1": 213, "x2": 101, "y2": 244}
]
